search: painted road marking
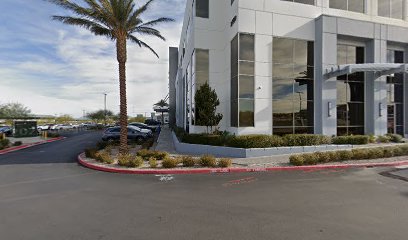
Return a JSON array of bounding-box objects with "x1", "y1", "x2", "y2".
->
[
  {"x1": 156, "y1": 175, "x2": 174, "y2": 182},
  {"x1": 223, "y1": 177, "x2": 258, "y2": 187}
]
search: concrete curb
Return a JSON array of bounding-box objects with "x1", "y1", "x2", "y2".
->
[
  {"x1": 0, "y1": 137, "x2": 66, "y2": 155},
  {"x1": 77, "y1": 153, "x2": 408, "y2": 175}
]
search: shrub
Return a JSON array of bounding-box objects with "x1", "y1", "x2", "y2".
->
[
  {"x1": 366, "y1": 148, "x2": 384, "y2": 159},
  {"x1": 152, "y1": 151, "x2": 169, "y2": 160},
  {"x1": 182, "y1": 134, "x2": 224, "y2": 146},
  {"x1": 0, "y1": 139, "x2": 10, "y2": 148},
  {"x1": 162, "y1": 158, "x2": 179, "y2": 168},
  {"x1": 181, "y1": 156, "x2": 196, "y2": 167},
  {"x1": 218, "y1": 158, "x2": 232, "y2": 168},
  {"x1": 136, "y1": 149, "x2": 153, "y2": 159},
  {"x1": 391, "y1": 146, "x2": 403, "y2": 157},
  {"x1": 85, "y1": 148, "x2": 98, "y2": 158},
  {"x1": 141, "y1": 138, "x2": 155, "y2": 149},
  {"x1": 95, "y1": 151, "x2": 113, "y2": 164},
  {"x1": 149, "y1": 157, "x2": 158, "y2": 168},
  {"x1": 302, "y1": 153, "x2": 318, "y2": 165},
  {"x1": 399, "y1": 145, "x2": 408, "y2": 155},
  {"x1": 289, "y1": 155, "x2": 304, "y2": 166},
  {"x1": 47, "y1": 132, "x2": 60, "y2": 138},
  {"x1": 377, "y1": 135, "x2": 391, "y2": 143},
  {"x1": 386, "y1": 134, "x2": 403, "y2": 143},
  {"x1": 96, "y1": 141, "x2": 109, "y2": 150},
  {"x1": 382, "y1": 148, "x2": 394, "y2": 158},
  {"x1": 13, "y1": 141, "x2": 22, "y2": 146},
  {"x1": 117, "y1": 154, "x2": 133, "y2": 167},
  {"x1": 199, "y1": 155, "x2": 217, "y2": 167},
  {"x1": 368, "y1": 135, "x2": 376, "y2": 144},
  {"x1": 351, "y1": 149, "x2": 370, "y2": 160},
  {"x1": 127, "y1": 156, "x2": 144, "y2": 168},
  {"x1": 227, "y1": 135, "x2": 283, "y2": 148},
  {"x1": 283, "y1": 134, "x2": 331, "y2": 147},
  {"x1": 337, "y1": 150, "x2": 353, "y2": 161},
  {"x1": 315, "y1": 152, "x2": 331, "y2": 163},
  {"x1": 332, "y1": 135, "x2": 370, "y2": 145}
]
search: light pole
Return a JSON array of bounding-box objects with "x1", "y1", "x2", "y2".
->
[{"x1": 103, "y1": 93, "x2": 107, "y2": 126}]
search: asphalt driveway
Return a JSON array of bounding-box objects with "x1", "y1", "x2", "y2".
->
[{"x1": 0, "y1": 131, "x2": 407, "y2": 240}]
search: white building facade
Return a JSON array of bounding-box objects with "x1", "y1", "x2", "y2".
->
[{"x1": 170, "y1": 0, "x2": 408, "y2": 136}]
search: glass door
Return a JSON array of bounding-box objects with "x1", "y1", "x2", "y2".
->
[{"x1": 387, "y1": 104, "x2": 396, "y2": 134}]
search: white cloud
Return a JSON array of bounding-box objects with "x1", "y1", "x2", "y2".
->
[{"x1": 0, "y1": 0, "x2": 185, "y2": 118}]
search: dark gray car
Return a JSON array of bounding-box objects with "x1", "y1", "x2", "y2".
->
[{"x1": 102, "y1": 126, "x2": 152, "y2": 142}]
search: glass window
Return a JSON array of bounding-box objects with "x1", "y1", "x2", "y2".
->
[
  {"x1": 195, "y1": 49, "x2": 209, "y2": 88},
  {"x1": 387, "y1": 49, "x2": 404, "y2": 135},
  {"x1": 231, "y1": 35, "x2": 239, "y2": 127},
  {"x1": 273, "y1": 38, "x2": 314, "y2": 134},
  {"x1": 239, "y1": 75, "x2": 254, "y2": 99},
  {"x1": 330, "y1": 0, "x2": 365, "y2": 13},
  {"x1": 282, "y1": 0, "x2": 315, "y2": 5},
  {"x1": 336, "y1": 45, "x2": 365, "y2": 135},
  {"x1": 196, "y1": 0, "x2": 209, "y2": 18},
  {"x1": 239, "y1": 99, "x2": 254, "y2": 127},
  {"x1": 239, "y1": 34, "x2": 255, "y2": 61},
  {"x1": 378, "y1": 0, "x2": 404, "y2": 19}
]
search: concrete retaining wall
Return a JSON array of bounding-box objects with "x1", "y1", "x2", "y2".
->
[{"x1": 172, "y1": 132, "x2": 354, "y2": 158}]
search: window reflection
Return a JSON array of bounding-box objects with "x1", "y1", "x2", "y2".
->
[
  {"x1": 330, "y1": 0, "x2": 365, "y2": 13},
  {"x1": 273, "y1": 38, "x2": 314, "y2": 135},
  {"x1": 196, "y1": 0, "x2": 209, "y2": 18},
  {"x1": 336, "y1": 45, "x2": 365, "y2": 135},
  {"x1": 387, "y1": 49, "x2": 404, "y2": 135}
]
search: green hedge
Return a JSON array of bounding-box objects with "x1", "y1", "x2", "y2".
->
[
  {"x1": 290, "y1": 144, "x2": 408, "y2": 166},
  {"x1": 331, "y1": 135, "x2": 370, "y2": 145}
]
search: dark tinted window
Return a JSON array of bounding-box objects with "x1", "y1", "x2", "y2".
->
[{"x1": 196, "y1": 0, "x2": 209, "y2": 18}]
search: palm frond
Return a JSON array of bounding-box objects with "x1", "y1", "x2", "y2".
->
[
  {"x1": 128, "y1": 35, "x2": 159, "y2": 58},
  {"x1": 139, "y1": 17, "x2": 174, "y2": 28}
]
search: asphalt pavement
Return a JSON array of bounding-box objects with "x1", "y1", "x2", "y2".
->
[{"x1": 0, "y1": 131, "x2": 408, "y2": 240}]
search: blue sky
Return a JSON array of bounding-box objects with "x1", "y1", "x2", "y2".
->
[{"x1": 0, "y1": 0, "x2": 186, "y2": 117}]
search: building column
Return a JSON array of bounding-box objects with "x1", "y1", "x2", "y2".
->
[
  {"x1": 315, "y1": 16, "x2": 337, "y2": 136},
  {"x1": 366, "y1": 33, "x2": 387, "y2": 135},
  {"x1": 404, "y1": 48, "x2": 408, "y2": 137}
]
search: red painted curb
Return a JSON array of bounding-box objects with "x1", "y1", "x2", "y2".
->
[
  {"x1": 0, "y1": 137, "x2": 65, "y2": 155},
  {"x1": 77, "y1": 153, "x2": 408, "y2": 175}
]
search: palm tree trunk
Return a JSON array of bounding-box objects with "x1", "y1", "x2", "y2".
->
[{"x1": 117, "y1": 37, "x2": 128, "y2": 154}]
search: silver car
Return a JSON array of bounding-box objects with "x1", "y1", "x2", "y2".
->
[{"x1": 102, "y1": 126, "x2": 152, "y2": 142}]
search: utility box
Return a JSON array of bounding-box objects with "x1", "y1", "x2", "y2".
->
[{"x1": 13, "y1": 121, "x2": 38, "y2": 138}]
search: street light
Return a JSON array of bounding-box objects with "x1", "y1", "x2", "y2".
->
[{"x1": 103, "y1": 93, "x2": 108, "y2": 126}]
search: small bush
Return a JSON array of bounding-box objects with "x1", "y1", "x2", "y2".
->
[
  {"x1": 149, "y1": 157, "x2": 158, "y2": 168},
  {"x1": 218, "y1": 158, "x2": 232, "y2": 168},
  {"x1": 152, "y1": 151, "x2": 169, "y2": 160},
  {"x1": 13, "y1": 141, "x2": 23, "y2": 146},
  {"x1": 47, "y1": 132, "x2": 60, "y2": 138},
  {"x1": 303, "y1": 153, "x2": 318, "y2": 165},
  {"x1": 351, "y1": 149, "x2": 370, "y2": 160},
  {"x1": 386, "y1": 134, "x2": 403, "y2": 143},
  {"x1": 181, "y1": 156, "x2": 195, "y2": 167},
  {"x1": 332, "y1": 135, "x2": 370, "y2": 145},
  {"x1": 85, "y1": 148, "x2": 98, "y2": 158},
  {"x1": 199, "y1": 155, "x2": 217, "y2": 167},
  {"x1": 283, "y1": 134, "x2": 331, "y2": 147},
  {"x1": 315, "y1": 152, "x2": 331, "y2": 163},
  {"x1": 227, "y1": 135, "x2": 283, "y2": 148},
  {"x1": 136, "y1": 149, "x2": 153, "y2": 159},
  {"x1": 382, "y1": 148, "x2": 394, "y2": 158},
  {"x1": 0, "y1": 139, "x2": 10, "y2": 148},
  {"x1": 141, "y1": 138, "x2": 155, "y2": 149},
  {"x1": 337, "y1": 150, "x2": 353, "y2": 161},
  {"x1": 399, "y1": 145, "x2": 408, "y2": 155},
  {"x1": 162, "y1": 158, "x2": 179, "y2": 168},
  {"x1": 127, "y1": 156, "x2": 144, "y2": 168},
  {"x1": 117, "y1": 154, "x2": 133, "y2": 167},
  {"x1": 377, "y1": 135, "x2": 391, "y2": 143},
  {"x1": 366, "y1": 148, "x2": 384, "y2": 159},
  {"x1": 368, "y1": 135, "x2": 376, "y2": 144},
  {"x1": 391, "y1": 146, "x2": 403, "y2": 157},
  {"x1": 95, "y1": 151, "x2": 113, "y2": 164},
  {"x1": 289, "y1": 155, "x2": 305, "y2": 166}
]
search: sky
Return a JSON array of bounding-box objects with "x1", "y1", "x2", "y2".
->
[{"x1": 0, "y1": 0, "x2": 186, "y2": 118}]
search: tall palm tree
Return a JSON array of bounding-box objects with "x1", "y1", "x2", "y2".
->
[{"x1": 48, "y1": 0, "x2": 173, "y2": 154}]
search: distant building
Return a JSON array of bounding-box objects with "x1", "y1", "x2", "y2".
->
[{"x1": 170, "y1": 0, "x2": 408, "y2": 136}]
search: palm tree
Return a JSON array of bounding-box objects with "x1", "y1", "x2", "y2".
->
[
  {"x1": 154, "y1": 99, "x2": 168, "y2": 124},
  {"x1": 48, "y1": 0, "x2": 173, "y2": 154}
]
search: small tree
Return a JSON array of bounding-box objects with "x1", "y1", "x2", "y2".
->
[
  {"x1": 0, "y1": 103, "x2": 31, "y2": 118},
  {"x1": 195, "y1": 83, "x2": 223, "y2": 133},
  {"x1": 55, "y1": 114, "x2": 74, "y2": 124},
  {"x1": 86, "y1": 110, "x2": 114, "y2": 123}
]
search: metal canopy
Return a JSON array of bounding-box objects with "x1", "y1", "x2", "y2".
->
[{"x1": 325, "y1": 63, "x2": 408, "y2": 78}]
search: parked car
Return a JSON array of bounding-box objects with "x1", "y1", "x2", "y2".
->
[
  {"x1": 37, "y1": 124, "x2": 53, "y2": 131},
  {"x1": 145, "y1": 119, "x2": 161, "y2": 126},
  {"x1": 102, "y1": 126, "x2": 152, "y2": 142},
  {"x1": 0, "y1": 126, "x2": 13, "y2": 137},
  {"x1": 129, "y1": 122, "x2": 159, "y2": 132},
  {"x1": 51, "y1": 124, "x2": 73, "y2": 130}
]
